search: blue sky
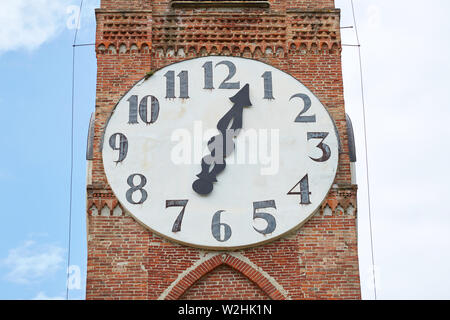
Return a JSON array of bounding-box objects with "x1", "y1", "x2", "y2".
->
[
  {"x1": 0, "y1": 0, "x2": 98, "y2": 300},
  {"x1": 0, "y1": 0, "x2": 449, "y2": 300}
]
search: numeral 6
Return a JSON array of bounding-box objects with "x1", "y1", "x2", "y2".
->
[{"x1": 211, "y1": 210, "x2": 232, "y2": 242}]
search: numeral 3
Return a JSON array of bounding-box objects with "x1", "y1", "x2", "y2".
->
[{"x1": 308, "y1": 132, "x2": 331, "y2": 162}]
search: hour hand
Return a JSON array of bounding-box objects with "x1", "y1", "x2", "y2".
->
[{"x1": 193, "y1": 84, "x2": 252, "y2": 195}]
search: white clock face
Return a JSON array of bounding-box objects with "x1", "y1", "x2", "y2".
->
[{"x1": 102, "y1": 56, "x2": 339, "y2": 250}]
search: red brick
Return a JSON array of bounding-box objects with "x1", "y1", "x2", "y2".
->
[{"x1": 86, "y1": 0, "x2": 361, "y2": 300}]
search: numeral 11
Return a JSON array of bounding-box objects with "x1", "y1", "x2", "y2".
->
[{"x1": 164, "y1": 70, "x2": 189, "y2": 99}]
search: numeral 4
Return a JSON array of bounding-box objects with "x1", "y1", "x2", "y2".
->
[{"x1": 288, "y1": 175, "x2": 311, "y2": 205}]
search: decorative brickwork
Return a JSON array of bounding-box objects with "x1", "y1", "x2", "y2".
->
[
  {"x1": 86, "y1": 0, "x2": 361, "y2": 300},
  {"x1": 180, "y1": 265, "x2": 271, "y2": 300},
  {"x1": 160, "y1": 253, "x2": 288, "y2": 300}
]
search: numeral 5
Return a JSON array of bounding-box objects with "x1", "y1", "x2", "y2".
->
[{"x1": 253, "y1": 200, "x2": 277, "y2": 235}]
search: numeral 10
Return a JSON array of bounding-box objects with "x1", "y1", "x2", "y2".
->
[{"x1": 127, "y1": 95, "x2": 160, "y2": 124}]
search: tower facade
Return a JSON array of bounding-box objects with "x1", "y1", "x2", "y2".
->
[{"x1": 86, "y1": 0, "x2": 361, "y2": 300}]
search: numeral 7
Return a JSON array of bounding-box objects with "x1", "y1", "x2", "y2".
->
[{"x1": 166, "y1": 200, "x2": 189, "y2": 232}]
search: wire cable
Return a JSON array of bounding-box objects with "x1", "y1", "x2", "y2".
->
[
  {"x1": 64, "y1": 0, "x2": 376, "y2": 301},
  {"x1": 350, "y1": 0, "x2": 377, "y2": 300},
  {"x1": 66, "y1": 0, "x2": 84, "y2": 301}
]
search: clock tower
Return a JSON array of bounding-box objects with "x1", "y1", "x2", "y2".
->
[{"x1": 86, "y1": 0, "x2": 361, "y2": 299}]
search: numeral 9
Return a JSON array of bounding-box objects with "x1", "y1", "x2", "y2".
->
[{"x1": 109, "y1": 133, "x2": 128, "y2": 163}]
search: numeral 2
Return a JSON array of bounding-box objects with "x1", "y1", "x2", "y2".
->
[{"x1": 290, "y1": 93, "x2": 316, "y2": 123}]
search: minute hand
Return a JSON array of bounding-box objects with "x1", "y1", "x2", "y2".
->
[{"x1": 193, "y1": 84, "x2": 252, "y2": 195}]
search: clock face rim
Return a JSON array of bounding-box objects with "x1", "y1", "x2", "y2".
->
[{"x1": 101, "y1": 56, "x2": 340, "y2": 251}]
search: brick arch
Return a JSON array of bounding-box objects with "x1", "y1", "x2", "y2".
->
[{"x1": 162, "y1": 254, "x2": 287, "y2": 300}]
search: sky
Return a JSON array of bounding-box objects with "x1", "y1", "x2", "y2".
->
[{"x1": 0, "y1": 0, "x2": 449, "y2": 300}]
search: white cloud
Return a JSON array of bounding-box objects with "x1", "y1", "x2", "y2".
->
[
  {"x1": 0, "y1": 0, "x2": 76, "y2": 53},
  {"x1": 2, "y1": 240, "x2": 65, "y2": 284},
  {"x1": 33, "y1": 291, "x2": 65, "y2": 300}
]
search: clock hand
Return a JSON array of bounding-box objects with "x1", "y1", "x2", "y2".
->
[{"x1": 193, "y1": 84, "x2": 252, "y2": 195}]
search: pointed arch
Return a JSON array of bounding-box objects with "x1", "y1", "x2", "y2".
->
[{"x1": 160, "y1": 254, "x2": 288, "y2": 300}]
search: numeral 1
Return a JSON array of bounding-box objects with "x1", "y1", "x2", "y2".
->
[
  {"x1": 262, "y1": 71, "x2": 274, "y2": 99},
  {"x1": 164, "y1": 70, "x2": 189, "y2": 99},
  {"x1": 288, "y1": 174, "x2": 311, "y2": 205},
  {"x1": 127, "y1": 95, "x2": 138, "y2": 123},
  {"x1": 202, "y1": 61, "x2": 214, "y2": 89}
]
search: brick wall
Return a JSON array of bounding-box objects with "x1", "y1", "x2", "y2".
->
[
  {"x1": 180, "y1": 265, "x2": 271, "y2": 300},
  {"x1": 100, "y1": 0, "x2": 336, "y2": 11},
  {"x1": 86, "y1": 0, "x2": 361, "y2": 300}
]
